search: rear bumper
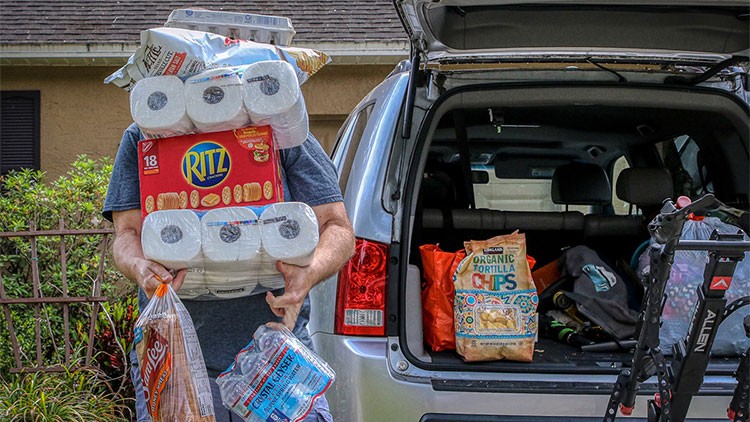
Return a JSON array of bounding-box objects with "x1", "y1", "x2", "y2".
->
[{"x1": 311, "y1": 333, "x2": 735, "y2": 421}]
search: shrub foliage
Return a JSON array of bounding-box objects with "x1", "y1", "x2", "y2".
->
[
  {"x1": 0, "y1": 363, "x2": 133, "y2": 421},
  {"x1": 0, "y1": 156, "x2": 138, "y2": 418}
]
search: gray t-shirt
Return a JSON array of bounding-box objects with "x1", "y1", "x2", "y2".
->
[{"x1": 103, "y1": 123, "x2": 343, "y2": 371}]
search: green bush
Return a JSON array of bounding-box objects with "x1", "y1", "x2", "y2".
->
[
  {"x1": 0, "y1": 362, "x2": 132, "y2": 421},
  {"x1": 0, "y1": 156, "x2": 138, "y2": 410}
]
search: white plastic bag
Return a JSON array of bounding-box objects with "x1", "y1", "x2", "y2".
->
[{"x1": 637, "y1": 217, "x2": 750, "y2": 356}]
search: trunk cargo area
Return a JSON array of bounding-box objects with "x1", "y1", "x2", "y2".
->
[{"x1": 399, "y1": 83, "x2": 750, "y2": 377}]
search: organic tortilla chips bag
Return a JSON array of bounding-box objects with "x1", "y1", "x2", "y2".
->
[{"x1": 454, "y1": 231, "x2": 538, "y2": 362}]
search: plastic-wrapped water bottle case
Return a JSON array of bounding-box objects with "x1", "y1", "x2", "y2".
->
[{"x1": 217, "y1": 325, "x2": 335, "y2": 422}]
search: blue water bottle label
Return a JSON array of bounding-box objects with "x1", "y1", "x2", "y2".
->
[{"x1": 229, "y1": 344, "x2": 332, "y2": 421}]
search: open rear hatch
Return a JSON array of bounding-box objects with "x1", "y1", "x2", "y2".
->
[{"x1": 395, "y1": 0, "x2": 750, "y2": 66}]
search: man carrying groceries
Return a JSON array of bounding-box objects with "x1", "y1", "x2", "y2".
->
[{"x1": 103, "y1": 123, "x2": 355, "y2": 421}]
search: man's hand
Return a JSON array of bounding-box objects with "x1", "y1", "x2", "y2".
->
[
  {"x1": 112, "y1": 209, "x2": 186, "y2": 298},
  {"x1": 132, "y1": 258, "x2": 187, "y2": 298},
  {"x1": 265, "y1": 201, "x2": 355, "y2": 329},
  {"x1": 265, "y1": 261, "x2": 315, "y2": 329}
]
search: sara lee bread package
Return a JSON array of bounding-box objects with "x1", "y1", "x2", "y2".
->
[
  {"x1": 134, "y1": 283, "x2": 215, "y2": 421},
  {"x1": 454, "y1": 231, "x2": 538, "y2": 362}
]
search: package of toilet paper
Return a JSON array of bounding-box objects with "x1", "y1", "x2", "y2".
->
[
  {"x1": 105, "y1": 27, "x2": 329, "y2": 90},
  {"x1": 185, "y1": 67, "x2": 250, "y2": 133},
  {"x1": 130, "y1": 64, "x2": 310, "y2": 144},
  {"x1": 242, "y1": 61, "x2": 309, "y2": 149},
  {"x1": 130, "y1": 75, "x2": 195, "y2": 139},
  {"x1": 141, "y1": 203, "x2": 320, "y2": 299},
  {"x1": 137, "y1": 126, "x2": 284, "y2": 219}
]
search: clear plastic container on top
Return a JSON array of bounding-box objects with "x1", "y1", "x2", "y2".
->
[{"x1": 165, "y1": 9, "x2": 296, "y2": 46}]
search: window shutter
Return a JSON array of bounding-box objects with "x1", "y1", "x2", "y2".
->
[{"x1": 1, "y1": 91, "x2": 40, "y2": 174}]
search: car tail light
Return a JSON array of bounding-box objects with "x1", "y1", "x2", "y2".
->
[{"x1": 334, "y1": 238, "x2": 388, "y2": 336}]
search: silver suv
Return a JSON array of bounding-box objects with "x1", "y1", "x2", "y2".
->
[{"x1": 308, "y1": 1, "x2": 750, "y2": 420}]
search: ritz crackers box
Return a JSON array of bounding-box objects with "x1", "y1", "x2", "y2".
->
[{"x1": 137, "y1": 125, "x2": 284, "y2": 219}]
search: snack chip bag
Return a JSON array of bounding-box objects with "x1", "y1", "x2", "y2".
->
[
  {"x1": 454, "y1": 231, "x2": 538, "y2": 362},
  {"x1": 134, "y1": 283, "x2": 215, "y2": 421},
  {"x1": 105, "y1": 27, "x2": 329, "y2": 90}
]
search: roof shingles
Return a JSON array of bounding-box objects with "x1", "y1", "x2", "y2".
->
[{"x1": 0, "y1": 0, "x2": 406, "y2": 45}]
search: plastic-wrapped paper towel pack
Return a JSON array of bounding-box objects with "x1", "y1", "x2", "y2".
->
[
  {"x1": 130, "y1": 62, "x2": 308, "y2": 148},
  {"x1": 142, "y1": 203, "x2": 319, "y2": 299}
]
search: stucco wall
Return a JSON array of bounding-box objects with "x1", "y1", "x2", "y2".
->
[{"x1": 0, "y1": 64, "x2": 394, "y2": 179}]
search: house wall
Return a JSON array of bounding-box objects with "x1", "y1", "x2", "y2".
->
[{"x1": 0, "y1": 64, "x2": 394, "y2": 179}]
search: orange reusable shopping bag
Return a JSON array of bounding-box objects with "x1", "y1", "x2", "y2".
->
[{"x1": 419, "y1": 244, "x2": 466, "y2": 352}]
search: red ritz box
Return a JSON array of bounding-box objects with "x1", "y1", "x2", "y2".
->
[{"x1": 137, "y1": 125, "x2": 284, "y2": 219}]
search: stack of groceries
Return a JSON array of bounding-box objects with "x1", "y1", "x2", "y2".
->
[
  {"x1": 420, "y1": 233, "x2": 645, "y2": 363},
  {"x1": 115, "y1": 10, "x2": 335, "y2": 421}
]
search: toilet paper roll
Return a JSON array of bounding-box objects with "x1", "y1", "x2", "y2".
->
[
  {"x1": 130, "y1": 75, "x2": 194, "y2": 139},
  {"x1": 201, "y1": 207, "x2": 262, "y2": 264},
  {"x1": 242, "y1": 61, "x2": 300, "y2": 117},
  {"x1": 241, "y1": 60, "x2": 309, "y2": 149},
  {"x1": 185, "y1": 67, "x2": 250, "y2": 133},
  {"x1": 259, "y1": 202, "x2": 319, "y2": 267},
  {"x1": 142, "y1": 210, "x2": 203, "y2": 270}
]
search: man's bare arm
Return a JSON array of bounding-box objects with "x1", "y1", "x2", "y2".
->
[
  {"x1": 266, "y1": 201, "x2": 355, "y2": 328},
  {"x1": 112, "y1": 209, "x2": 185, "y2": 298}
]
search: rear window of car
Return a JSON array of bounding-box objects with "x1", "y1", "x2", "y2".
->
[
  {"x1": 472, "y1": 166, "x2": 591, "y2": 214},
  {"x1": 331, "y1": 102, "x2": 375, "y2": 192}
]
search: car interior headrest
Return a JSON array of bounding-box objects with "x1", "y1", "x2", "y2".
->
[
  {"x1": 616, "y1": 167, "x2": 673, "y2": 208},
  {"x1": 551, "y1": 162, "x2": 611, "y2": 205}
]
